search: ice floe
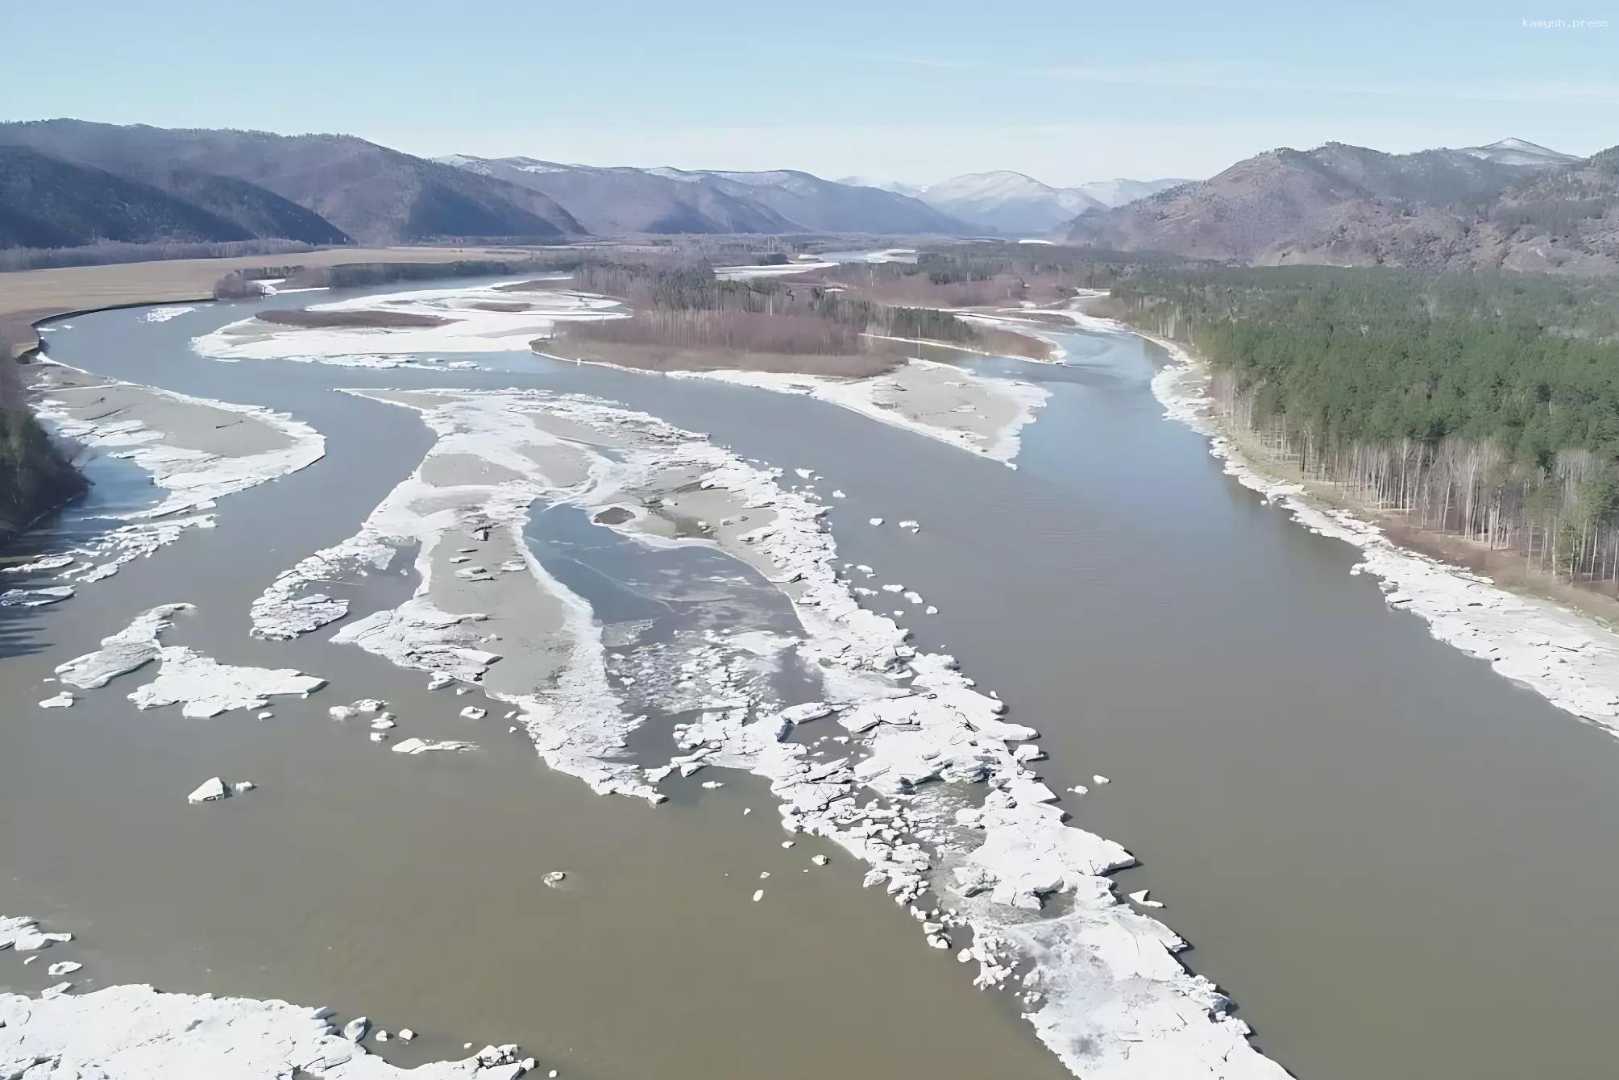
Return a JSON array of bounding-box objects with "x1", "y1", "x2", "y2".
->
[
  {"x1": 238, "y1": 382, "x2": 1284, "y2": 1077},
  {"x1": 392, "y1": 738, "x2": 478, "y2": 755},
  {"x1": 55, "y1": 603, "x2": 189, "y2": 688},
  {"x1": 52, "y1": 601, "x2": 324, "y2": 718},
  {"x1": 0, "y1": 974, "x2": 537, "y2": 1078},
  {"x1": 142, "y1": 305, "x2": 196, "y2": 323},
  {"x1": 0, "y1": 586, "x2": 74, "y2": 608},
  {"x1": 186, "y1": 776, "x2": 228, "y2": 804},
  {"x1": 128, "y1": 647, "x2": 324, "y2": 718}
]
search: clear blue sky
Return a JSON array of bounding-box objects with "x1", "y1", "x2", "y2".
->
[{"x1": 3, "y1": 0, "x2": 1614, "y2": 184}]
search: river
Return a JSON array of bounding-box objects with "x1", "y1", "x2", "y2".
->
[{"x1": 5, "y1": 281, "x2": 1619, "y2": 1079}]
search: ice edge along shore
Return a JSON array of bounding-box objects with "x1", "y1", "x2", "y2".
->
[{"x1": 1079, "y1": 305, "x2": 1619, "y2": 735}]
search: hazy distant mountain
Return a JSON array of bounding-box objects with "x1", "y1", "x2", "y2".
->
[
  {"x1": 918, "y1": 171, "x2": 1101, "y2": 234},
  {"x1": 1071, "y1": 177, "x2": 1192, "y2": 207},
  {"x1": 441, "y1": 156, "x2": 797, "y2": 234},
  {"x1": 1456, "y1": 137, "x2": 1578, "y2": 168},
  {"x1": 0, "y1": 145, "x2": 268, "y2": 248},
  {"x1": 442, "y1": 158, "x2": 966, "y2": 234},
  {"x1": 649, "y1": 168, "x2": 965, "y2": 233},
  {"x1": 836, "y1": 176, "x2": 925, "y2": 198},
  {"x1": 0, "y1": 120, "x2": 581, "y2": 245},
  {"x1": 908, "y1": 171, "x2": 1193, "y2": 233},
  {"x1": 1067, "y1": 138, "x2": 1619, "y2": 275}
]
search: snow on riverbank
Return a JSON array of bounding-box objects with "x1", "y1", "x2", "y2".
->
[
  {"x1": 1097, "y1": 307, "x2": 1619, "y2": 734},
  {"x1": 24, "y1": 362, "x2": 324, "y2": 591},
  {"x1": 192, "y1": 280, "x2": 626, "y2": 365},
  {"x1": 671, "y1": 358, "x2": 1049, "y2": 466},
  {"x1": 248, "y1": 385, "x2": 1284, "y2": 1078},
  {"x1": 32, "y1": 364, "x2": 324, "y2": 521}
]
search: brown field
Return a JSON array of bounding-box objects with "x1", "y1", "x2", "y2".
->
[
  {"x1": 255, "y1": 308, "x2": 453, "y2": 329},
  {"x1": 0, "y1": 246, "x2": 538, "y2": 359}
]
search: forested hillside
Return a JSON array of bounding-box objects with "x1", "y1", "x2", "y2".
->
[
  {"x1": 1068, "y1": 140, "x2": 1619, "y2": 275},
  {"x1": 0, "y1": 121, "x2": 582, "y2": 246},
  {"x1": 1104, "y1": 266, "x2": 1619, "y2": 587},
  {"x1": 0, "y1": 146, "x2": 260, "y2": 248}
]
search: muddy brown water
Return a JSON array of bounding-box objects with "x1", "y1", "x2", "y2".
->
[{"x1": 5, "y1": 285, "x2": 1619, "y2": 1079}]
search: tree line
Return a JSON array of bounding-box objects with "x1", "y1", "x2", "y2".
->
[
  {"x1": 0, "y1": 357, "x2": 86, "y2": 545},
  {"x1": 1104, "y1": 264, "x2": 1619, "y2": 588},
  {"x1": 562, "y1": 260, "x2": 1047, "y2": 359}
]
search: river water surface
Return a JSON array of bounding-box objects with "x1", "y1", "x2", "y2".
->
[{"x1": 5, "y1": 284, "x2": 1619, "y2": 1079}]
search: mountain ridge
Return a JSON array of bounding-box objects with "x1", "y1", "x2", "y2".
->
[
  {"x1": 439, "y1": 156, "x2": 965, "y2": 234},
  {"x1": 0, "y1": 120, "x2": 583, "y2": 246},
  {"x1": 1066, "y1": 137, "x2": 1618, "y2": 274}
]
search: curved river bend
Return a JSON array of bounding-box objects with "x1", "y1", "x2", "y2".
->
[{"x1": 4, "y1": 283, "x2": 1619, "y2": 1079}]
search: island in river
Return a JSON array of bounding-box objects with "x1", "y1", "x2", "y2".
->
[{"x1": 9, "y1": 245, "x2": 1619, "y2": 1080}]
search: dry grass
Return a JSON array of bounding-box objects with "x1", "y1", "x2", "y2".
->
[{"x1": 0, "y1": 245, "x2": 535, "y2": 359}]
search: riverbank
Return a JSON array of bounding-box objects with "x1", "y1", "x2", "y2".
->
[
  {"x1": 0, "y1": 405, "x2": 87, "y2": 551},
  {"x1": 1084, "y1": 304, "x2": 1619, "y2": 734},
  {"x1": 0, "y1": 246, "x2": 552, "y2": 362}
]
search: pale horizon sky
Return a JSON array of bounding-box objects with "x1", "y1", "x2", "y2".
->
[{"x1": 3, "y1": 0, "x2": 1615, "y2": 186}]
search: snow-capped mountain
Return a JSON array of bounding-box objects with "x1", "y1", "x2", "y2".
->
[
  {"x1": 1456, "y1": 137, "x2": 1578, "y2": 168},
  {"x1": 438, "y1": 156, "x2": 965, "y2": 235},
  {"x1": 910, "y1": 171, "x2": 1197, "y2": 233},
  {"x1": 836, "y1": 176, "x2": 925, "y2": 198},
  {"x1": 916, "y1": 171, "x2": 1101, "y2": 233}
]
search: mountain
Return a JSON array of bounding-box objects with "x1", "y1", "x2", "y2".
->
[
  {"x1": 131, "y1": 168, "x2": 349, "y2": 245},
  {"x1": 440, "y1": 156, "x2": 797, "y2": 234},
  {"x1": 683, "y1": 169, "x2": 965, "y2": 233},
  {"x1": 0, "y1": 120, "x2": 582, "y2": 245},
  {"x1": 1456, "y1": 137, "x2": 1578, "y2": 168},
  {"x1": 1066, "y1": 138, "x2": 1619, "y2": 274},
  {"x1": 836, "y1": 176, "x2": 925, "y2": 198},
  {"x1": 0, "y1": 145, "x2": 266, "y2": 248},
  {"x1": 910, "y1": 171, "x2": 1194, "y2": 233},
  {"x1": 440, "y1": 158, "x2": 965, "y2": 234},
  {"x1": 1072, "y1": 177, "x2": 1193, "y2": 208},
  {"x1": 918, "y1": 171, "x2": 1102, "y2": 234}
]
